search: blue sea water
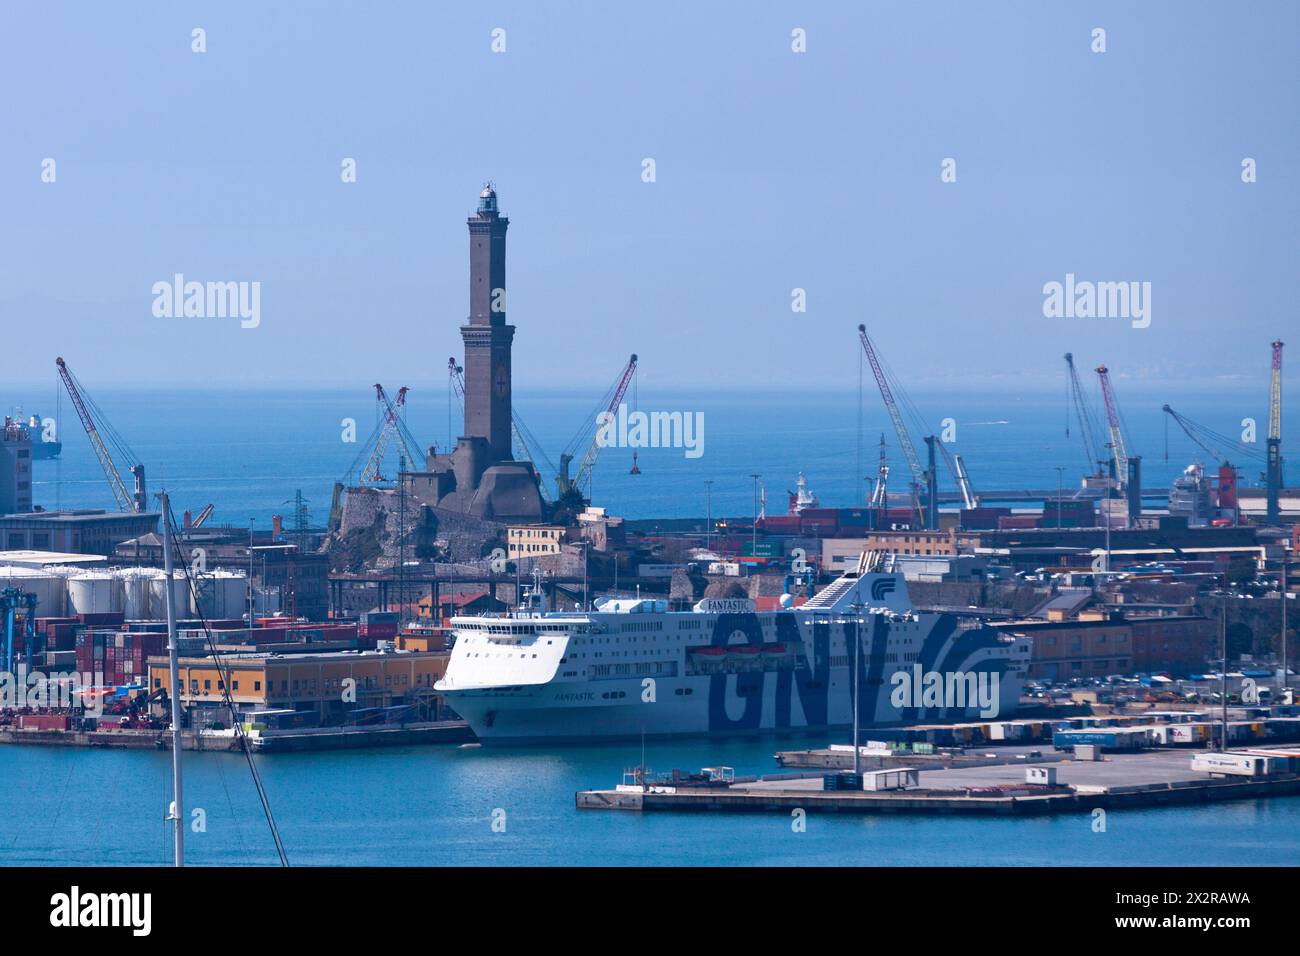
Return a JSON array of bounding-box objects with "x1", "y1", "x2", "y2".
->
[
  {"x1": 6, "y1": 382, "x2": 1278, "y2": 529},
  {"x1": 1, "y1": 736, "x2": 1296, "y2": 867}
]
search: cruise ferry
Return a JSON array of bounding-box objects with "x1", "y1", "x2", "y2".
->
[{"x1": 435, "y1": 556, "x2": 1031, "y2": 744}]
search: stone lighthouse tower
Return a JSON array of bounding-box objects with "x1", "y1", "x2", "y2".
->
[
  {"x1": 460, "y1": 183, "x2": 514, "y2": 462},
  {"x1": 408, "y1": 184, "x2": 544, "y2": 521}
]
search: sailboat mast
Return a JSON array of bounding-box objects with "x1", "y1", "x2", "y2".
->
[{"x1": 160, "y1": 491, "x2": 185, "y2": 867}]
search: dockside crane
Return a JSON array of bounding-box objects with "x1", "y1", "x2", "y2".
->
[
  {"x1": 1094, "y1": 365, "x2": 1131, "y2": 482},
  {"x1": 857, "y1": 325, "x2": 927, "y2": 523},
  {"x1": 363, "y1": 385, "x2": 418, "y2": 484},
  {"x1": 856, "y1": 325, "x2": 979, "y2": 524},
  {"x1": 935, "y1": 442, "x2": 979, "y2": 510},
  {"x1": 188, "y1": 504, "x2": 215, "y2": 529},
  {"x1": 1162, "y1": 405, "x2": 1264, "y2": 467},
  {"x1": 343, "y1": 384, "x2": 419, "y2": 486},
  {"x1": 1096, "y1": 364, "x2": 1142, "y2": 523},
  {"x1": 870, "y1": 434, "x2": 890, "y2": 507},
  {"x1": 1065, "y1": 353, "x2": 1104, "y2": 475},
  {"x1": 1267, "y1": 340, "x2": 1284, "y2": 525},
  {"x1": 55, "y1": 357, "x2": 146, "y2": 512},
  {"x1": 557, "y1": 353, "x2": 638, "y2": 500}
]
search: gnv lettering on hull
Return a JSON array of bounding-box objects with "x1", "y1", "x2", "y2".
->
[{"x1": 705, "y1": 614, "x2": 1010, "y2": 732}]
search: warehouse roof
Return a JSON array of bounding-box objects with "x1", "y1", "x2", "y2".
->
[{"x1": 0, "y1": 549, "x2": 106, "y2": 567}]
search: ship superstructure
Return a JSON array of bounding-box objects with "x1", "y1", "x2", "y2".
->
[
  {"x1": 8, "y1": 410, "x2": 60, "y2": 460},
  {"x1": 436, "y1": 559, "x2": 1030, "y2": 744}
]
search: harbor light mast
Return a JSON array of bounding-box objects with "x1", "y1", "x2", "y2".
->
[
  {"x1": 1266, "y1": 340, "x2": 1284, "y2": 525},
  {"x1": 159, "y1": 490, "x2": 185, "y2": 867}
]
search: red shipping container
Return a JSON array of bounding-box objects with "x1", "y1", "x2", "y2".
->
[
  {"x1": 17, "y1": 713, "x2": 70, "y2": 731},
  {"x1": 77, "y1": 612, "x2": 125, "y2": 626}
]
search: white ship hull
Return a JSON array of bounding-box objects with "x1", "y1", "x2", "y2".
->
[{"x1": 437, "y1": 571, "x2": 1031, "y2": 746}]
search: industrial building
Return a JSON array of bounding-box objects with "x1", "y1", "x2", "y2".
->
[
  {"x1": 112, "y1": 531, "x2": 329, "y2": 621},
  {"x1": 821, "y1": 530, "x2": 962, "y2": 572},
  {"x1": 0, "y1": 510, "x2": 159, "y2": 556},
  {"x1": 993, "y1": 612, "x2": 1215, "y2": 679},
  {"x1": 0, "y1": 416, "x2": 33, "y2": 515},
  {"x1": 147, "y1": 649, "x2": 450, "y2": 726}
]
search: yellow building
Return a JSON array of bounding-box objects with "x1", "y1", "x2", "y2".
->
[
  {"x1": 147, "y1": 650, "x2": 449, "y2": 722},
  {"x1": 507, "y1": 524, "x2": 567, "y2": 559},
  {"x1": 822, "y1": 530, "x2": 964, "y2": 571}
]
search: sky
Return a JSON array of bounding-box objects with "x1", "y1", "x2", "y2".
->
[{"x1": 2, "y1": 1, "x2": 1297, "y2": 396}]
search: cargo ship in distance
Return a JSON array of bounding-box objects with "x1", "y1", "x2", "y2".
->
[
  {"x1": 9, "y1": 410, "x2": 61, "y2": 459},
  {"x1": 436, "y1": 555, "x2": 1030, "y2": 744}
]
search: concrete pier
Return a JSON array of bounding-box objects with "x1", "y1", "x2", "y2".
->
[{"x1": 577, "y1": 747, "x2": 1300, "y2": 816}]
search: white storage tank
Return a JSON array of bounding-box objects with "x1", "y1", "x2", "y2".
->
[
  {"x1": 67, "y1": 572, "x2": 121, "y2": 616},
  {"x1": 0, "y1": 566, "x2": 68, "y2": 617},
  {"x1": 148, "y1": 571, "x2": 191, "y2": 621},
  {"x1": 252, "y1": 587, "x2": 281, "y2": 616},
  {"x1": 192, "y1": 570, "x2": 248, "y2": 619},
  {"x1": 118, "y1": 569, "x2": 156, "y2": 620}
]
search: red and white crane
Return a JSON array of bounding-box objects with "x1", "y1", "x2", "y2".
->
[
  {"x1": 360, "y1": 384, "x2": 417, "y2": 484},
  {"x1": 1266, "y1": 339, "x2": 1284, "y2": 524}
]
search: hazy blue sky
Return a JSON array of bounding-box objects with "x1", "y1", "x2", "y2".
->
[{"x1": 2, "y1": 1, "x2": 1297, "y2": 395}]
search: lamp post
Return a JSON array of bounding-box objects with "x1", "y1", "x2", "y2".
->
[
  {"x1": 749, "y1": 474, "x2": 761, "y2": 557},
  {"x1": 705, "y1": 480, "x2": 714, "y2": 551},
  {"x1": 581, "y1": 541, "x2": 589, "y2": 611},
  {"x1": 1102, "y1": 442, "x2": 1113, "y2": 580},
  {"x1": 849, "y1": 601, "x2": 864, "y2": 775},
  {"x1": 1220, "y1": 571, "x2": 1229, "y2": 751},
  {"x1": 1282, "y1": 560, "x2": 1290, "y2": 701},
  {"x1": 1054, "y1": 466, "x2": 1064, "y2": 529}
]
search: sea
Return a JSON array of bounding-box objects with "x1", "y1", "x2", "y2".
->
[
  {"x1": 0, "y1": 382, "x2": 1293, "y2": 866},
  {"x1": 2, "y1": 738, "x2": 1298, "y2": 866},
  {"x1": 9, "y1": 382, "x2": 1277, "y2": 528}
]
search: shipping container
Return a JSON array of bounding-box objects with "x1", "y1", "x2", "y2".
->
[
  {"x1": 837, "y1": 508, "x2": 873, "y2": 528},
  {"x1": 16, "y1": 713, "x2": 70, "y2": 731},
  {"x1": 998, "y1": 516, "x2": 1042, "y2": 530},
  {"x1": 1191, "y1": 752, "x2": 1270, "y2": 777},
  {"x1": 823, "y1": 772, "x2": 863, "y2": 791},
  {"x1": 1053, "y1": 729, "x2": 1150, "y2": 751}
]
